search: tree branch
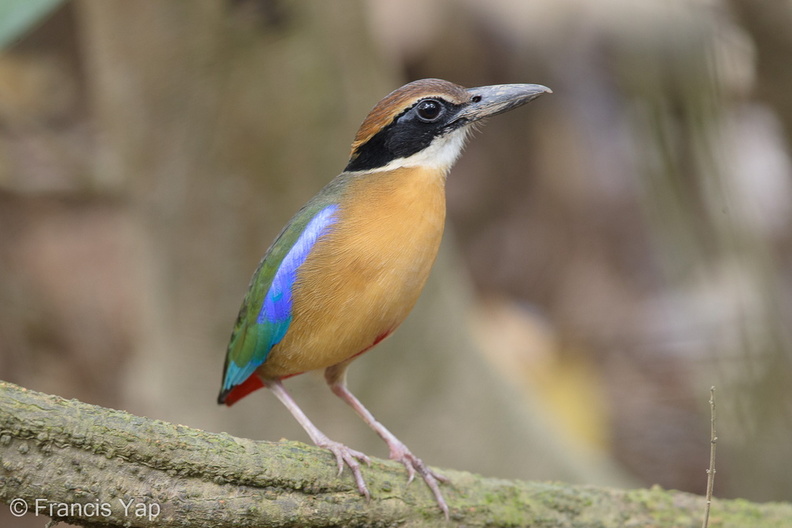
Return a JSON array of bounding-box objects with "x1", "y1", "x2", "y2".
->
[{"x1": 0, "y1": 381, "x2": 790, "y2": 527}]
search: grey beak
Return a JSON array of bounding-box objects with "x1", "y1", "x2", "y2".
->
[{"x1": 456, "y1": 83, "x2": 552, "y2": 124}]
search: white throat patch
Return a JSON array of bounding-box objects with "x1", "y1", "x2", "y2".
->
[{"x1": 364, "y1": 127, "x2": 472, "y2": 174}]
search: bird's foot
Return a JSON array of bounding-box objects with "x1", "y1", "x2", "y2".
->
[
  {"x1": 389, "y1": 443, "x2": 449, "y2": 519},
  {"x1": 316, "y1": 438, "x2": 372, "y2": 498}
]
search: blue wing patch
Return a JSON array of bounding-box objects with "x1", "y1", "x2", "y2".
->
[
  {"x1": 221, "y1": 204, "x2": 339, "y2": 391},
  {"x1": 258, "y1": 204, "x2": 339, "y2": 327}
]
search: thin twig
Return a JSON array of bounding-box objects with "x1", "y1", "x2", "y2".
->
[{"x1": 702, "y1": 386, "x2": 717, "y2": 528}]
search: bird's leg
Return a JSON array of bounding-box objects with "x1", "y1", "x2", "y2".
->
[
  {"x1": 324, "y1": 366, "x2": 450, "y2": 518},
  {"x1": 267, "y1": 379, "x2": 371, "y2": 498}
]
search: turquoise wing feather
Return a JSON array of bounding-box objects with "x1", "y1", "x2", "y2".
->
[{"x1": 218, "y1": 194, "x2": 342, "y2": 402}]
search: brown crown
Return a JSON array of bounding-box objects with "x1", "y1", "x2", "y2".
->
[{"x1": 350, "y1": 79, "x2": 469, "y2": 157}]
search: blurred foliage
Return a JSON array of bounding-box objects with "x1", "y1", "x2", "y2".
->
[
  {"x1": 1, "y1": 5, "x2": 791, "y2": 527},
  {"x1": 0, "y1": 0, "x2": 64, "y2": 49}
]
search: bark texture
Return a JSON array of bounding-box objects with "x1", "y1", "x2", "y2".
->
[{"x1": 1, "y1": 381, "x2": 790, "y2": 527}]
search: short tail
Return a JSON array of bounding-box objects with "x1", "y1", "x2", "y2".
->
[{"x1": 217, "y1": 374, "x2": 266, "y2": 406}]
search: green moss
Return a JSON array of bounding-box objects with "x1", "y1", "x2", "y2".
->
[{"x1": 3, "y1": 381, "x2": 792, "y2": 528}]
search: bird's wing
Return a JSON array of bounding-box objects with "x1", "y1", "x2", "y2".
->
[{"x1": 218, "y1": 199, "x2": 341, "y2": 404}]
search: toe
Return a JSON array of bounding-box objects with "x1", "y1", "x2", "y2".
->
[
  {"x1": 319, "y1": 440, "x2": 372, "y2": 499},
  {"x1": 391, "y1": 451, "x2": 450, "y2": 519}
]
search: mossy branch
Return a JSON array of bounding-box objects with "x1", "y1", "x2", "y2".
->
[{"x1": 0, "y1": 381, "x2": 790, "y2": 527}]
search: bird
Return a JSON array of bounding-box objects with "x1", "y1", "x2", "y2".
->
[{"x1": 217, "y1": 78, "x2": 550, "y2": 517}]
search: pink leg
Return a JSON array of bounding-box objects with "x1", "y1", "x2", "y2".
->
[
  {"x1": 325, "y1": 373, "x2": 449, "y2": 519},
  {"x1": 267, "y1": 379, "x2": 371, "y2": 497}
]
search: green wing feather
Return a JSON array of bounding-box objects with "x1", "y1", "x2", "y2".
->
[{"x1": 218, "y1": 174, "x2": 353, "y2": 400}]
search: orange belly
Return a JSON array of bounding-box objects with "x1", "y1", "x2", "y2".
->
[{"x1": 256, "y1": 166, "x2": 447, "y2": 379}]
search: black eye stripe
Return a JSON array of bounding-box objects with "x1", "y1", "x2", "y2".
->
[{"x1": 345, "y1": 98, "x2": 463, "y2": 172}]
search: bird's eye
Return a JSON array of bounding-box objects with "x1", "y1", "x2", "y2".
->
[{"x1": 415, "y1": 99, "x2": 443, "y2": 122}]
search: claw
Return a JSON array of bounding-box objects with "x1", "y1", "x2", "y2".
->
[
  {"x1": 390, "y1": 445, "x2": 450, "y2": 519},
  {"x1": 317, "y1": 439, "x2": 372, "y2": 498},
  {"x1": 404, "y1": 461, "x2": 416, "y2": 485},
  {"x1": 327, "y1": 379, "x2": 451, "y2": 519},
  {"x1": 266, "y1": 381, "x2": 374, "y2": 499}
]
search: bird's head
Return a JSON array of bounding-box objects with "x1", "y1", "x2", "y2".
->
[{"x1": 345, "y1": 78, "x2": 551, "y2": 173}]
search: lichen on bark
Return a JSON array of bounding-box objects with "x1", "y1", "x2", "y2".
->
[{"x1": 1, "y1": 381, "x2": 791, "y2": 527}]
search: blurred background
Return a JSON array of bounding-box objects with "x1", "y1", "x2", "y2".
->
[{"x1": 1, "y1": 0, "x2": 791, "y2": 524}]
